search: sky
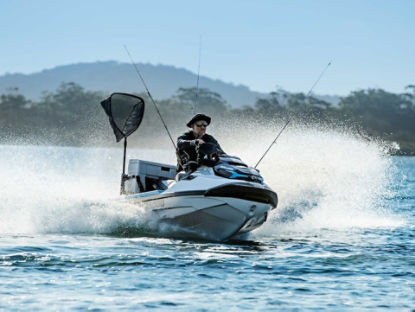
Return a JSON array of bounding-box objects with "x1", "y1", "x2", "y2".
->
[{"x1": 1, "y1": 0, "x2": 414, "y2": 95}]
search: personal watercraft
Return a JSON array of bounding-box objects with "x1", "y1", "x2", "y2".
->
[
  {"x1": 123, "y1": 144, "x2": 278, "y2": 241},
  {"x1": 101, "y1": 92, "x2": 278, "y2": 242}
]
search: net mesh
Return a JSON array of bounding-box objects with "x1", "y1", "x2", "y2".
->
[{"x1": 101, "y1": 93, "x2": 145, "y2": 142}]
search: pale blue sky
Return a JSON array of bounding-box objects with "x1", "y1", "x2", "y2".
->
[{"x1": 1, "y1": 0, "x2": 414, "y2": 95}]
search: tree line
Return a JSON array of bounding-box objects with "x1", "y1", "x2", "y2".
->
[{"x1": 0, "y1": 82, "x2": 414, "y2": 154}]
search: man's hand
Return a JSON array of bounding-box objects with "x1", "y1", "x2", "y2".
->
[{"x1": 192, "y1": 139, "x2": 205, "y2": 146}]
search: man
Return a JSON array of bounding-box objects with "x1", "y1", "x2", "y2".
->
[{"x1": 177, "y1": 113, "x2": 224, "y2": 172}]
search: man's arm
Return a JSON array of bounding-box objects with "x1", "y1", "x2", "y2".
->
[
  {"x1": 178, "y1": 132, "x2": 204, "y2": 150},
  {"x1": 205, "y1": 135, "x2": 225, "y2": 154},
  {"x1": 177, "y1": 133, "x2": 193, "y2": 150}
]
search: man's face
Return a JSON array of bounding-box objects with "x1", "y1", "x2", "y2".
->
[{"x1": 192, "y1": 120, "x2": 208, "y2": 136}]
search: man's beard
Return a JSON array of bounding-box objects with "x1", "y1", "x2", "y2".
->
[{"x1": 193, "y1": 130, "x2": 204, "y2": 139}]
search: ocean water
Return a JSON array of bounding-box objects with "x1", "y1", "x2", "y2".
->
[{"x1": 0, "y1": 126, "x2": 414, "y2": 311}]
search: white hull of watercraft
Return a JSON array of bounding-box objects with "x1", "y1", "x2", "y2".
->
[{"x1": 128, "y1": 195, "x2": 271, "y2": 242}]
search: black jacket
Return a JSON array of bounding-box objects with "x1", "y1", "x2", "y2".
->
[{"x1": 176, "y1": 130, "x2": 224, "y2": 171}]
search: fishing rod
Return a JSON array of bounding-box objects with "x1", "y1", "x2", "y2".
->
[
  {"x1": 123, "y1": 45, "x2": 177, "y2": 150},
  {"x1": 254, "y1": 60, "x2": 332, "y2": 169},
  {"x1": 307, "y1": 61, "x2": 331, "y2": 97},
  {"x1": 254, "y1": 120, "x2": 290, "y2": 169},
  {"x1": 193, "y1": 36, "x2": 202, "y2": 114}
]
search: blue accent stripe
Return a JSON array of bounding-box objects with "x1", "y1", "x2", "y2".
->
[
  {"x1": 228, "y1": 172, "x2": 264, "y2": 184},
  {"x1": 128, "y1": 190, "x2": 164, "y2": 199},
  {"x1": 229, "y1": 172, "x2": 249, "y2": 179}
]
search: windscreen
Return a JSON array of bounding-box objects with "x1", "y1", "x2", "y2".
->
[{"x1": 101, "y1": 93, "x2": 145, "y2": 142}]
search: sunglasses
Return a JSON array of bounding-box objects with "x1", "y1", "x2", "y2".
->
[{"x1": 195, "y1": 122, "x2": 208, "y2": 127}]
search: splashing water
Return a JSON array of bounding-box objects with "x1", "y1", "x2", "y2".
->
[
  {"x1": 0, "y1": 123, "x2": 403, "y2": 237},
  {"x1": 0, "y1": 146, "x2": 162, "y2": 235},
  {"x1": 220, "y1": 122, "x2": 402, "y2": 233}
]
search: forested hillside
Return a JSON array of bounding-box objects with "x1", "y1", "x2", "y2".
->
[{"x1": 1, "y1": 83, "x2": 414, "y2": 154}]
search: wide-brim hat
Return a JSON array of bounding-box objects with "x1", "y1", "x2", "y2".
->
[{"x1": 186, "y1": 113, "x2": 211, "y2": 128}]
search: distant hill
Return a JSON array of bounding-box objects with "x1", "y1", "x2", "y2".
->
[
  {"x1": 0, "y1": 61, "x2": 340, "y2": 107},
  {"x1": 0, "y1": 61, "x2": 268, "y2": 108}
]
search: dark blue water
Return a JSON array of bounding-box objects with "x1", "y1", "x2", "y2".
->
[{"x1": 0, "y1": 142, "x2": 414, "y2": 310}]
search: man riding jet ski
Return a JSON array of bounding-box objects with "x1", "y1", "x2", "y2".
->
[{"x1": 101, "y1": 93, "x2": 278, "y2": 242}]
